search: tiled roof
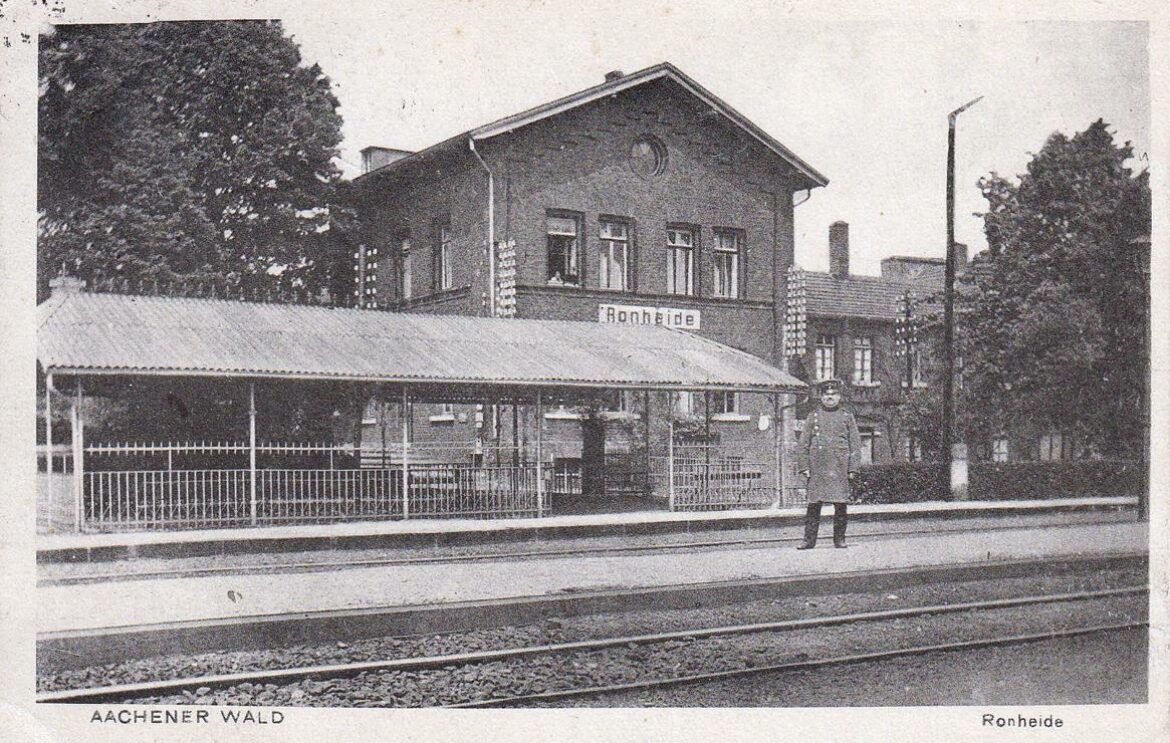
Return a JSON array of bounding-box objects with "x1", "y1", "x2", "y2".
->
[
  {"x1": 37, "y1": 292, "x2": 804, "y2": 393},
  {"x1": 801, "y1": 271, "x2": 941, "y2": 321},
  {"x1": 357, "y1": 62, "x2": 828, "y2": 189}
]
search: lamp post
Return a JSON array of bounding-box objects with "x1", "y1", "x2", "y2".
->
[{"x1": 944, "y1": 96, "x2": 982, "y2": 497}]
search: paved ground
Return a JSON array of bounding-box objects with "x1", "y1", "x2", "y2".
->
[{"x1": 37, "y1": 518, "x2": 1147, "y2": 634}]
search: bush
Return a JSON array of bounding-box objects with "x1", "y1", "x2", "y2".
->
[
  {"x1": 854, "y1": 463, "x2": 948, "y2": 504},
  {"x1": 851, "y1": 459, "x2": 1145, "y2": 503},
  {"x1": 968, "y1": 460, "x2": 1145, "y2": 500}
]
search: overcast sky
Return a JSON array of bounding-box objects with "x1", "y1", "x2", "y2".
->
[{"x1": 280, "y1": 3, "x2": 1149, "y2": 275}]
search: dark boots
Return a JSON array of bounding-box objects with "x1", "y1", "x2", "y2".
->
[
  {"x1": 797, "y1": 502, "x2": 822, "y2": 549},
  {"x1": 797, "y1": 502, "x2": 848, "y2": 549},
  {"x1": 833, "y1": 503, "x2": 848, "y2": 548}
]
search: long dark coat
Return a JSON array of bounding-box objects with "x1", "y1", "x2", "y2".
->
[{"x1": 797, "y1": 405, "x2": 862, "y2": 504}]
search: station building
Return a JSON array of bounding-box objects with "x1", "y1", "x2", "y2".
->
[{"x1": 349, "y1": 63, "x2": 829, "y2": 512}]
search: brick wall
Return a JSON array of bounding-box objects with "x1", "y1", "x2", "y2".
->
[
  {"x1": 355, "y1": 149, "x2": 491, "y2": 313},
  {"x1": 484, "y1": 78, "x2": 798, "y2": 360}
]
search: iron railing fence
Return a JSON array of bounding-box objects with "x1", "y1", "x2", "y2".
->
[
  {"x1": 36, "y1": 445, "x2": 75, "y2": 533},
  {"x1": 70, "y1": 440, "x2": 548, "y2": 532},
  {"x1": 46, "y1": 438, "x2": 784, "y2": 531},
  {"x1": 650, "y1": 444, "x2": 776, "y2": 511}
]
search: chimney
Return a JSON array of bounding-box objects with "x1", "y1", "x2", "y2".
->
[
  {"x1": 49, "y1": 274, "x2": 86, "y2": 295},
  {"x1": 829, "y1": 221, "x2": 849, "y2": 278},
  {"x1": 953, "y1": 242, "x2": 968, "y2": 271},
  {"x1": 604, "y1": 70, "x2": 625, "y2": 83},
  {"x1": 361, "y1": 146, "x2": 414, "y2": 174}
]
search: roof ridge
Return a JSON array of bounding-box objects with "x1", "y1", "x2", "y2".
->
[{"x1": 358, "y1": 61, "x2": 827, "y2": 188}]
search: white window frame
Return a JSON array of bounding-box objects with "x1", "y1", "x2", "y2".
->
[
  {"x1": 601, "y1": 390, "x2": 642, "y2": 420},
  {"x1": 711, "y1": 391, "x2": 750, "y2": 422},
  {"x1": 858, "y1": 426, "x2": 876, "y2": 465},
  {"x1": 712, "y1": 229, "x2": 741, "y2": 299},
  {"x1": 439, "y1": 224, "x2": 453, "y2": 291},
  {"x1": 992, "y1": 437, "x2": 1010, "y2": 463},
  {"x1": 599, "y1": 220, "x2": 630, "y2": 291},
  {"x1": 1038, "y1": 432, "x2": 1069, "y2": 461},
  {"x1": 666, "y1": 227, "x2": 694, "y2": 296},
  {"x1": 673, "y1": 391, "x2": 696, "y2": 416},
  {"x1": 905, "y1": 431, "x2": 924, "y2": 462},
  {"x1": 400, "y1": 237, "x2": 412, "y2": 301},
  {"x1": 853, "y1": 336, "x2": 875, "y2": 385},
  {"x1": 429, "y1": 403, "x2": 456, "y2": 424},
  {"x1": 547, "y1": 214, "x2": 581, "y2": 286},
  {"x1": 815, "y1": 334, "x2": 836, "y2": 381}
]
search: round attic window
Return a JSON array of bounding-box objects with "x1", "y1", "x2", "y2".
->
[{"x1": 629, "y1": 135, "x2": 668, "y2": 178}]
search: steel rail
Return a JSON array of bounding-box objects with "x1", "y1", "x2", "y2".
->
[
  {"x1": 36, "y1": 585, "x2": 1146, "y2": 704},
  {"x1": 447, "y1": 620, "x2": 1148, "y2": 708},
  {"x1": 39, "y1": 516, "x2": 1130, "y2": 587}
]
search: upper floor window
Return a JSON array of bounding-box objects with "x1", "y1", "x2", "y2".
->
[
  {"x1": 1039, "y1": 432, "x2": 1072, "y2": 461},
  {"x1": 712, "y1": 229, "x2": 741, "y2": 299},
  {"x1": 599, "y1": 219, "x2": 630, "y2": 291},
  {"x1": 437, "y1": 223, "x2": 452, "y2": 291},
  {"x1": 666, "y1": 227, "x2": 695, "y2": 296},
  {"x1": 399, "y1": 237, "x2": 412, "y2": 301},
  {"x1": 815, "y1": 334, "x2": 836, "y2": 381},
  {"x1": 992, "y1": 437, "x2": 1010, "y2": 463},
  {"x1": 547, "y1": 214, "x2": 581, "y2": 286},
  {"x1": 853, "y1": 336, "x2": 874, "y2": 384},
  {"x1": 905, "y1": 431, "x2": 924, "y2": 462}
]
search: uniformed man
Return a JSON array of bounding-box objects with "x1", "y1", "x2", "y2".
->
[{"x1": 796, "y1": 379, "x2": 862, "y2": 549}]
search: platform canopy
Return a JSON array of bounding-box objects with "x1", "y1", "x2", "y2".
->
[{"x1": 37, "y1": 291, "x2": 806, "y2": 394}]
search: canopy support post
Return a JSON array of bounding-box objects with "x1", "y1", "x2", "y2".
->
[
  {"x1": 71, "y1": 378, "x2": 84, "y2": 532},
  {"x1": 249, "y1": 381, "x2": 257, "y2": 526},
  {"x1": 643, "y1": 390, "x2": 651, "y2": 498},
  {"x1": 772, "y1": 392, "x2": 782, "y2": 509},
  {"x1": 401, "y1": 386, "x2": 410, "y2": 520},
  {"x1": 667, "y1": 416, "x2": 675, "y2": 512},
  {"x1": 536, "y1": 391, "x2": 544, "y2": 516},
  {"x1": 45, "y1": 372, "x2": 54, "y2": 528}
]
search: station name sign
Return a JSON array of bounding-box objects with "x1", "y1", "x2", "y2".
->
[{"x1": 598, "y1": 303, "x2": 701, "y2": 330}]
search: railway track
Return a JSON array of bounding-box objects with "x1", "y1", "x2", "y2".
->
[
  {"x1": 37, "y1": 585, "x2": 1147, "y2": 706},
  {"x1": 451, "y1": 621, "x2": 1147, "y2": 708},
  {"x1": 39, "y1": 514, "x2": 1130, "y2": 586}
]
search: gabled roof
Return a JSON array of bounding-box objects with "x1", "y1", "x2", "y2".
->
[
  {"x1": 357, "y1": 62, "x2": 827, "y2": 189},
  {"x1": 37, "y1": 291, "x2": 805, "y2": 393},
  {"x1": 799, "y1": 271, "x2": 940, "y2": 322}
]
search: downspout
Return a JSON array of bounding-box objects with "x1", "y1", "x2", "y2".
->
[
  {"x1": 775, "y1": 187, "x2": 814, "y2": 507},
  {"x1": 469, "y1": 138, "x2": 496, "y2": 318}
]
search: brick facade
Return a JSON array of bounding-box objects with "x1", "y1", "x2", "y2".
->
[{"x1": 350, "y1": 66, "x2": 820, "y2": 500}]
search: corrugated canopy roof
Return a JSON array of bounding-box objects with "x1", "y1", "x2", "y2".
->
[{"x1": 38, "y1": 292, "x2": 805, "y2": 393}]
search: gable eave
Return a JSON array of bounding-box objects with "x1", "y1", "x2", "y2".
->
[{"x1": 470, "y1": 62, "x2": 829, "y2": 189}]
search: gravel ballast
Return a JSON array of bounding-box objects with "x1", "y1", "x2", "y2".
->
[{"x1": 38, "y1": 566, "x2": 1146, "y2": 706}]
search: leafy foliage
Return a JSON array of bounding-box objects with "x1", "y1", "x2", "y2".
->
[
  {"x1": 854, "y1": 459, "x2": 1143, "y2": 503},
  {"x1": 957, "y1": 121, "x2": 1149, "y2": 458},
  {"x1": 853, "y1": 463, "x2": 948, "y2": 503},
  {"x1": 968, "y1": 460, "x2": 1144, "y2": 500},
  {"x1": 38, "y1": 21, "x2": 352, "y2": 302}
]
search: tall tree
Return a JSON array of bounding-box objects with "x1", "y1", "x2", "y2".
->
[
  {"x1": 38, "y1": 21, "x2": 349, "y2": 301},
  {"x1": 957, "y1": 120, "x2": 1150, "y2": 458}
]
